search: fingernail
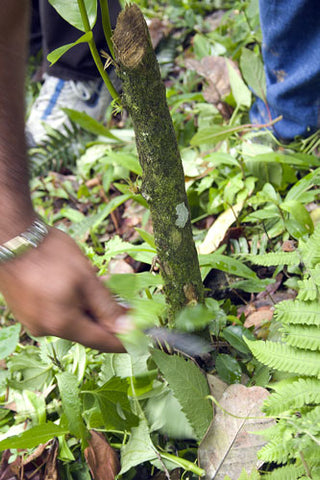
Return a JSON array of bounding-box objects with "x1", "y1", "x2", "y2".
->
[{"x1": 114, "y1": 315, "x2": 134, "y2": 334}]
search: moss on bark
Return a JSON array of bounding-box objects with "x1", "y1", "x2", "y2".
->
[{"x1": 112, "y1": 4, "x2": 204, "y2": 317}]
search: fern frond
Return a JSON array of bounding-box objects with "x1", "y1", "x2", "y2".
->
[
  {"x1": 280, "y1": 324, "x2": 320, "y2": 351},
  {"x1": 29, "y1": 121, "x2": 91, "y2": 176},
  {"x1": 258, "y1": 438, "x2": 295, "y2": 464},
  {"x1": 245, "y1": 339, "x2": 320, "y2": 377},
  {"x1": 262, "y1": 463, "x2": 305, "y2": 480},
  {"x1": 296, "y1": 278, "x2": 319, "y2": 302},
  {"x1": 274, "y1": 300, "x2": 320, "y2": 326},
  {"x1": 300, "y1": 224, "x2": 320, "y2": 268},
  {"x1": 240, "y1": 252, "x2": 300, "y2": 267},
  {"x1": 263, "y1": 378, "x2": 320, "y2": 416}
]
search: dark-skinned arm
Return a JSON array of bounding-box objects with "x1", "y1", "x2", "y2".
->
[{"x1": 0, "y1": 0, "x2": 130, "y2": 352}]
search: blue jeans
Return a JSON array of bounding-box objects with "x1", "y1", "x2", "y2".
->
[{"x1": 250, "y1": 0, "x2": 320, "y2": 141}]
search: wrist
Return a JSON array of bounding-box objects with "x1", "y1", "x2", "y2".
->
[{"x1": 0, "y1": 218, "x2": 49, "y2": 264}]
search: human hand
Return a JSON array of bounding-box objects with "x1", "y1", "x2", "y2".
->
[{"x1": 0, "y1": 227, "x2": 131, "y2": 352}]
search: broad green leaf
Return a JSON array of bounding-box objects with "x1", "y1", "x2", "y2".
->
[
  {"x1": 87, "y1": 377, "x2": 139, "y2": 430},
  {"x1": 230, "y1": 278, "x2": 274, "y2": 293},
  {"x1": 56, "y1": 372, "x2": 88, "y2": 442},
  {"x1": 47, "y1": 32, "x2": 93, "y2": 65},
  {"x1": 69, "y1": 194, "x2": 131, "y2": 241},
  {"x1": 281, "y1": 201, "x2": 314, "y2": 236},
  {"x1": 135, "y1": 228, "x2": 156, "y2": 248},
  {"x1": 216, "y1": 354, "x2": 242, "y2": 384},
  {"x1": 175, "y1": 304, "x2": 214, "y2": 332},
  {"x1": 100, "y1": 152, "x2": 142, "y2": 176},
  {"x1": 221, "y1": 326, "x2": 255, "y2": 354},
  {"x1": 0, "y1": 422, "x2": 68, "y2": 450},
  {"x1": 62, "y1": 108, "x2": 122, "y2": 141},
  {"x1": 106, "y1": 272, "x2": 162, "y2": 301},
  {"x1": 120, "y1": 419, "x2": 157, "y2": 475},
  {"x1": 146, "y1": 389, "x2": 196, "y2": 439},
  {"x1": 0, "y1": 324, "x2": 20, "y2": 359},
  {"x1": 7, "y1": 349, "x2": 53, "y2": 391},
  {"x1": 199, "y1": 253, "x2": 257, "y2": 280},
  {"x1": 48, "y1": 0, "x2": 97, "y2": 31},
  {"x1": 285, "y1": 167, "x2": 320, "y2": 202},
  {"x1": 151, "y1": 350, "x2": 213, "y2": 440},
  {"x1": 240, "y1": 48, "x2": 266, "y2": 100},
  {"x1": 227, "y1": 61, "x2": 251, "y2": 107},
  {"x1": 190, "y1": 125, "x2": 237, "y2": 147}
]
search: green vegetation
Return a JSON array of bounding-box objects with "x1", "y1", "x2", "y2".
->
[{"x1": 1, "y1": 0, "x2": 320, "y2": 478}]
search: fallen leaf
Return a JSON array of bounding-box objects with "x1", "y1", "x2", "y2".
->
[
  {"x1": 185, "y1": 56, "x2": 239, "y2": 118},
  {"x1": 206, "y1": 374, "x2": 228, "y2": 410},
  {"x1": 198, "y1": 384, "x2": 274, "y2": 480},
  {"x1": 84, "y1": 430, "x2": 120, "y2": 480},
  {"x1": 44, "y1": 438, "x2": 59, "y2": 480},
  {"x1": 198, "y1": 202, "x2": 243, "y2": 254},
  {"x1": 244, "y1": 307, "x2": 274, "y2": 329}
]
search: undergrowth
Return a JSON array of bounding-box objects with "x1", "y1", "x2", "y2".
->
[{"x1": 0, "y1": 0, "x2": 320, "y2": 479}]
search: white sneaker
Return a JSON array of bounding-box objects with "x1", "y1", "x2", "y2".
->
[{"x1": 26, "y1": 73, "x2": 117, "y2": 146}]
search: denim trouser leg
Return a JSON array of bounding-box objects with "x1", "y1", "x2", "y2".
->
[{"x1": 250, "y1": 0, "x2": 320, "y2": 141}]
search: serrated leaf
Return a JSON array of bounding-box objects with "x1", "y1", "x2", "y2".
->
[
  {"x1": 47, "y1": 32, "x2": 93, "y2": 65},
  {"x1": 88, "y1": 377, "x2": 139, "y2": 430},
  {"x1": 48, "y1": 0, "x2": 97, "y2": 31},
  {"x1": 56, "y1": 372, "x2": 88, "y2": 442},
  {"x1": 146, "y1": 388, "x2": 196, "y2": 439},
  {"x1": 0, "y1": 323, "x2": 20, "y2": 359},
  {"x1": 199, "y1": 384, "x2": 272, "y2": 480},
  {"x1": 119, "y1": 419, "x2": 157, "y2": 475},
  {"x1": 240, "y1": 48, "x2": 266, "y2": 100},
  {"x1": 0, "y1": 422, "x2": 68, "y2": 450},
  {"x1": 151, "y1": 350, "x2": 213, "y2": 440}
]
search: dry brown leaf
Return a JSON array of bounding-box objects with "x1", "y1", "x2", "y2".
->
[
  {"x1": 84, "y1": 430, "x2": 120, "y2": 480},
  {"x1": 44, "y1": 439, "x2": 59, "y2": 480},
  {"x1": 206, "y1": 374, "x2": 228, "y2": 411},
  {"x1": 244, "y1": 307, "x2": 274, "y2": 329},
  {"x1": 198, "y1": 384, "x2": 274, "y2": 480},
  {"x1": 147, "y1": 18, "x2": 172, "y2": 49}
]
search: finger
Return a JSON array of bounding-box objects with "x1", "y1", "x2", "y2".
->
[
  {"x1": 82, "y1": 274, "x2": 132, "y2": 332},
  {"x1": 54, "y1": 312, "x2": 126, "y2": 353}
]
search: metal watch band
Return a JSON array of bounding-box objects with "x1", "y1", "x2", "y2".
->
[{"x1": 0, "y1": 219, "x2": 49, "y2": 264}]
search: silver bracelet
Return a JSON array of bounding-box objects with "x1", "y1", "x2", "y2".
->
[{"x1": 0, "y1": 219, "x2": 49, "y2": 263}]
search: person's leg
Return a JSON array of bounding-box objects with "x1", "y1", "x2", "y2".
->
[
  {"x1": 27, "y1": 0, "x2": 122, "y2": 146},
  {"x1": 250, "y1": 0, "x2": 320, "y2": 141},
  {"x1": 40, "y1": 0, "x2": 121, "y2": 81},
  {"x1": 29, "y1": 0, "x2": 42, "y2": 58}
]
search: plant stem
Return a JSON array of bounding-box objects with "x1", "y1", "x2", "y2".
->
[
  {"x1": 77, "y1": 0, "x2": 119, "y2": 101},
  {"x1": 99, "y1": 0, "x2": 115, "y2": 59},
  {"x1": 112, "y1": 4, "x2": 204, "y2": 317},
  {"x1": 160, "y1": 452, "x2": 205, "y2": 477}
]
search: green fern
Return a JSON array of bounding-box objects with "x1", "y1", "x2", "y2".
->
[
  {"x1": 245, "y1": 339, "x2": 320, "y2": 378},
  {"x1": 280, "y1": 324, "x2": 320, "y2": 351},
  {"x1": 263, "y1": 378, "x2": 320, "y2": 416},
  {"x1": 299, "y1": 224, "x2": 320, "y2": 267},
  {"x1": 296, "y1": 277, "x2": 319, "y2": 301},
  {"x1": 262, "y1": 463, "x2": 305, "y2": 480},
  {"x1": 274, "y1": 300, "x2": 320, "y2": 326},
  {"x1": 29, "y1": 121, "x2": 92, "y2": 176},
  {"x1": 240, "y1": 251, "x2": 300, "y2": 267}
]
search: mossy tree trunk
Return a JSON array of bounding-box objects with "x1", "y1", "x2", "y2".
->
[{"x1": 112, "y1": 4, "x2": 204, "y2": 318}]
